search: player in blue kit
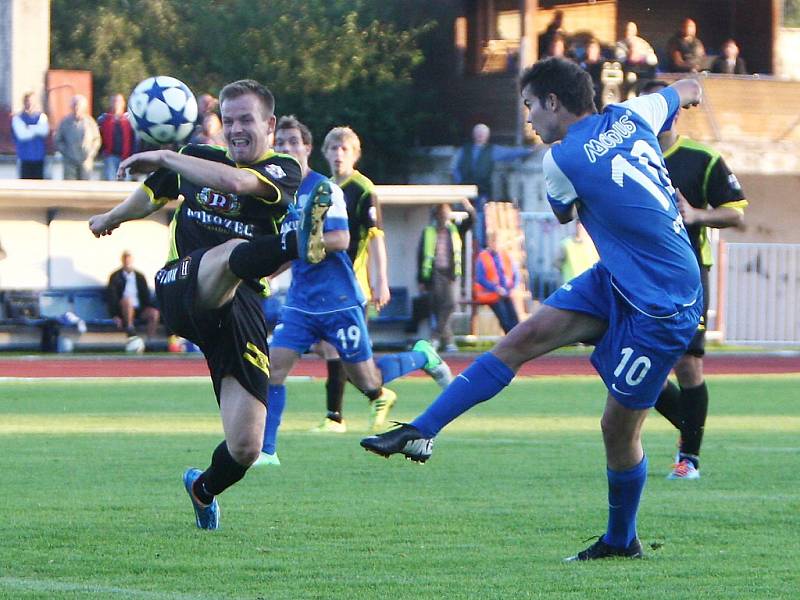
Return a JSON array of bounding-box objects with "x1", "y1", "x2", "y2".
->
[
  {"x1": 254, "y1": 116, "x2": 452, "y2": 466},
  {"x1": 361, "y1": 58, "x2": 704, "y2": 561}
]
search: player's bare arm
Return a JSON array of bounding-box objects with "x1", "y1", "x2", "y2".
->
[
  {"x1": 677, "y1": 191, "x2": 745, "y2": 228},
  {"x1": 88, "y1": 186, "x2": 163, "y2": 237},
  {"x1": 669, "y1": 78, "x2": 703, "y2": 107},
  {"x1": 368, "y1": 229, "x2": 391, "y2": 309},
  {"x1": 119, "y1": 149, "x2": 276, "y2": 198}
]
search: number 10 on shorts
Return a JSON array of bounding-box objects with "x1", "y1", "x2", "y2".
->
[
  {"x1": 614, "y1": 347, "x2": 652, "y2": 386},
  {"x1": 336, "y1": 325, "x2": 362, "y2": 350}
]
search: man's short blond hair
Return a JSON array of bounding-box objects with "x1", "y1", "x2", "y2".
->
[{"x1": 322, "y1": 126, "x2": 361, "y2": 159}]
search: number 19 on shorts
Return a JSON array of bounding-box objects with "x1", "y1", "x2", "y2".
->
[{"x1": 336, "y1": 325, "x2": 362, "y2": 350}]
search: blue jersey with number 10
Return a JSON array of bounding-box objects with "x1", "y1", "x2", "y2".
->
[{"x1": 544, "y1": 87, "x2": 701, "y2": 316}]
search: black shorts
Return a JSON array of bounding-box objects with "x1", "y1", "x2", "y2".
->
[
  {"x1": 155, "y1": 248, "x2": 270, "y2": 405},
  {"x1": 686, "y1": 266, "x2": 710, "y2": 357}
]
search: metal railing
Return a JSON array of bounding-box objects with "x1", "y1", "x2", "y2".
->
[
  {"x1": 722, "y1": 242, "x2": 800, "y2": 345},
  {"x1": 519, "y1": 214, "x2": 800, "y2": 346}
]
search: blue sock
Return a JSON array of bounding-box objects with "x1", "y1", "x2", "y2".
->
[
  {"x1": 411, "y1": 353, "x2": 514, "y2": 437},
  {"x1": 376, "y1": 351, "x2": 428, "y2": 385},
  {"x1": 262, "y1": 385, "x2": 286, "y2": 454},
  {"x1": 603, "y1": 455, "x2": 648, "y2": 549}
]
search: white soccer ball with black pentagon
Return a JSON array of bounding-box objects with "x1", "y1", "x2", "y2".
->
[{"x1": 127, "y1": 76, "x2": 198, "y2": 145}]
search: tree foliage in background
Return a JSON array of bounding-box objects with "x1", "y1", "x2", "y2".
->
[
  {"x1": 50, "y1": 0, "x2": 436, "y2": 181},
  {"x1": 786, "y1": 0, "x2": 800, "y2": 27}
]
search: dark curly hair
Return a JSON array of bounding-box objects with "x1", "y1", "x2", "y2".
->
[{"x1": 519, "y1": 57, "x2": 596, "y2": 115}]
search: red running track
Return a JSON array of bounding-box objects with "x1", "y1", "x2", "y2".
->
[{"x1": 0, "y1": 353, "x2": 797, "y2": 378}]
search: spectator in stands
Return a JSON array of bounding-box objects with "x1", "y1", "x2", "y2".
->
[
  {"x1": 473, "y1": 231, "x2": 520, "y2": 334},
  {"x1": 710, "y1": 39, "x2": 747, "y2": 75},
  {"x1": 11, "y1": 92, "x2": 49, "y2": 179},
  {"x1": 197, "y1": 93, "x2": 218, "y2": 121},
  {"x1": 666, "y1": 18, "x2": 706, "y2": 72},
  {"x1": 97, "y1": 93, "x2": 136, "y2": 181},
  {"x1": 547, "y1": 33, "x2": 569, "y2": 60},
  {"x1": 452, "y1": 123, "x2": 534, "y2": 247},
  {"x1": 417, "y1": 203, "x2": 470, "y2": 352},
  {"x1": 107, "y1": 250, "x2": 159, "y2": 340},
  {"x1": 55, "y1": 94, "x2": 101, "y2": 180},
  {"x1": 580, "y1": 38, "x2": 605, "y2": 109},
  {"x1": 554, "y1": 220, "x2": 599, "y2": 284},
  {"x1": 615, "y1": 21, "x2": 658, "y2": 80},
  {"x1": 189, "y1": 113, "x2": 226, "y2": 146},
  {"x1": 539, "y1": 10, "x2": 566, "y2": 58}
]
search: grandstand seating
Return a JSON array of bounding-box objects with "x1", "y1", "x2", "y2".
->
[{"x1": 0, "y1": 287, "x2": 148, "y2": 351}]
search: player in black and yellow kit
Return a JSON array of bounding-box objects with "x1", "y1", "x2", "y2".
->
[
  {"x1": 89, "y1": 80, "x2": 326, "y2": 529},
  {"x1": 307, "y1": 126, "x2": 392, "y2": 432},
  {"x1": 641, "y1": 81, "x2": 747, "y2": 479}
]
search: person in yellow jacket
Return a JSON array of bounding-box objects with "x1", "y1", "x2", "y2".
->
[
  {"x1": 554, "y1": 221, "x2": 599, "y2": 283},
  {"x1": 417, "y1": 201, "x2": 474, "y2": 352}
]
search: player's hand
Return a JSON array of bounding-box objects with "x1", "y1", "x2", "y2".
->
[
  {"x1": 89, "y1": 213, "x2": 119, "y2": 237},
  {"x1": 118, "y1": 150, "x2": 168, "y2": 179},
  {"x1": 676, "y1": 189, "x2": 699, "y2": 225},
  {"x1": 371, "y1": 281, "x2": 391, "y2": 311}
]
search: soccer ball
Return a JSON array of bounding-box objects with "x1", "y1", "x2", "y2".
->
[
  {"x1": 127, "y1": 76, "x2": 198, "y2": 145},
  {"x1": 125, "y1": 335, "x2": 146, "y2": 354}
]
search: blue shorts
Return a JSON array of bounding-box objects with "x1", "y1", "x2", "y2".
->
[
  {"x1": 271, "y1": 304, "x2": 372, "y2": 363},
  {"x1": 545, "y1": 263, "x2": 702, "y2": 410}
]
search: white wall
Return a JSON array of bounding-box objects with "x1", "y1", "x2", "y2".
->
[
  {"x1": 0, "y1": 208, "x2": 172, "y2": 290},
  {"x1": 776, "y1": 28, "x2": 800, "y2": 80}
]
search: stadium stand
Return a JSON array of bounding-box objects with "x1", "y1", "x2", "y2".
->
[{"x1": 0, "y1": 287, "x2": 153, "y2": 351}]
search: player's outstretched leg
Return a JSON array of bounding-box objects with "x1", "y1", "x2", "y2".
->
[
  {"x1": 298, "y1": 179, "x2": 334, "y2": 264},
  {"x1": 361, "y1": 352, "x2": 514, "y2": 459}
]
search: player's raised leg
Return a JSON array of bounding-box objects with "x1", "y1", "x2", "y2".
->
[{"x1": 360, "y1": 305, "x2": 606, "y2": 459}]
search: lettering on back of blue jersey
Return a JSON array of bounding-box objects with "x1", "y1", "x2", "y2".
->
[{"x1": 583, "y1": 114, "x2": 637, "y2": 163}]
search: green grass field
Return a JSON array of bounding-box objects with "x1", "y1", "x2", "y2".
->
[{"x1": 1, "y1": 375, "x2": 798, "y2": 599}]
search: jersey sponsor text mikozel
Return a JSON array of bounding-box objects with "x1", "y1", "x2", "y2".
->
[{"x1": 142, "y1": 144, "x2": 301, "y2": 274}]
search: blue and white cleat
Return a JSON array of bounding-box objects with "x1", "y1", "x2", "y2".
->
[
  {"x1": 298, "y1": 179, "x2": 334, "y2": 263},
  {"x1": 182, "y1": 468, "x2": 220, "y2": 530}
]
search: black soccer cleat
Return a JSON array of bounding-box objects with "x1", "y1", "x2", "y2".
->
[
  {"x1": 360, "y1": 423, "x2": 434, "y2": 464},
  {"x1": 564, "y1": 536, "x2": 644, "y2": 562}
]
